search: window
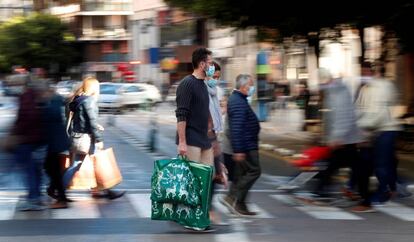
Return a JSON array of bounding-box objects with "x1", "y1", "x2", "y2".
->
[
  {"x1": 100, "y1": 84, "x2": 120, "y2": 94},
  {"x1": 125, "y1": 86, "x2": 141, "y2": 93}
]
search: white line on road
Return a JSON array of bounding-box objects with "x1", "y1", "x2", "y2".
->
[
  {"x1": 215, "y1": 219, "x2": 251, "y2": 242},
  {"x1": 270, "y1": 195, "x2": 363, "y2": 220},
  {"x1": 51, "y1": 198, "x2": 101, "y2": 219},
  {"x1": 128, "y1": 193, "x2": 152, "y2": 218},
  {"x1": 212, "y1": 195, "x2": 274, "y2": 219},
  {"x1": 0, "y1": 199, "x2": 17, "y2": 220},
  {"x1": 373, "y1": 202, "x2": 414, "y2": 221}
]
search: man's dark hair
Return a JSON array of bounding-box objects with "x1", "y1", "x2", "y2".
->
[
  {"x1": 213, "y1": 61, "x2": 221, "y2": 71},
  {"x1": 192, "y1": 48, "x2": 212, "y2": 69}
]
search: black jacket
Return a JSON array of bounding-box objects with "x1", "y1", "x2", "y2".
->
[
  {"x1": 227, "y1": 90, "x2": 260, "y2": 153},
  {"x1": 68, "y1": 95, "x2": 103, "y2": 142},
  {"x1": 44, "y1": 94, "x2": 70, "y2": 152}
]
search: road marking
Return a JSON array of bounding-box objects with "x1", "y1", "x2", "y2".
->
[
  {"x1": 128, "y1": 193, "x2": 152, "y2": 218},
  {"x1": 373, "y1": 202, "x2": 414, "y2": 221},
  {"x1": 212, "y1": 195, "x2": 274, "y2": 219},
  {"x1": 51, "y1": 198, "x2": 100, "y2": 219},
  {"x1": 215, "y1": 218, "x2": 251, "y2": 242},
  {"x1": 0, "y1": 199, "x2": 17, "y2": 220},
  {"x1": 270, "y1": 194, "x2": 363, "y2": 220}
]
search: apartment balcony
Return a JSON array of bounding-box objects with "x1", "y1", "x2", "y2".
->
[
  {"x1": 80, "y1": 2, "x2": 132, "y2": 15},
  {"x1": 78, "y1": 27, "x2": 131, "y2": 41}
]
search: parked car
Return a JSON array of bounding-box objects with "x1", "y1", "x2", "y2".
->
[
  {"x1": 3, "y1": 74, "x2": 28, "y2": 96},
  {"x1": 98, "y1": 82, "x2": 162, "y2": 113},
  {"x1": 55, "y1": 80, "x2": 81, "y2": 99}
]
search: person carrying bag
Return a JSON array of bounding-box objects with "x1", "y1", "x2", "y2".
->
[{"x1": 62, "y1": 76, "x2": 124, "y2": 200}]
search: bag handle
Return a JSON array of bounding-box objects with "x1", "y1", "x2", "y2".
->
[
  {"x1": 177, "y1": 154, "x2": 189, "y2": 161},
  {"x1": 66, "y1": 111, "x2": 74, "y2": 137}
]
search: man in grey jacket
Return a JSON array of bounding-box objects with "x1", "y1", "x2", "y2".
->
[{"x1": 316, "y1": 68, "x2": 362, "y2": 197}]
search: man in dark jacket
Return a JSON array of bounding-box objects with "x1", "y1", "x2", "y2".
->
[
  {"x1": 43, "y1": 87, "x2": 71, "y2": 208},
  {"x1": 13, "y1": 79, "x2": 48, "y2": 211},
  {"x1": 221, "y1": 74, "x2": 261, "y2": 216}
]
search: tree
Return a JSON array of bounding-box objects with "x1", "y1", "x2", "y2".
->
[
  {"x1": 0, "y1": 13, "x2": 78, "y2": 74},
  {"x1": 165, "y1": 0, "x2": 414, "y2": 53}
]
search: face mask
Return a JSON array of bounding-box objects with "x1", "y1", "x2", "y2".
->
[
  {"x1": 248, "y1": 86, "x2": 255, "y2": 96},
  {"x1": 205, "y1": 64, "x2": 215, "y2": 77},
  {"x1": 207, "y1": 79, "x2": 217, "y2": 88}
]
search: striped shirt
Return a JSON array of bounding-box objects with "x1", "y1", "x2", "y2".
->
[{"x1": 175, "y1": 75, "x2": 211, "y2": 149}]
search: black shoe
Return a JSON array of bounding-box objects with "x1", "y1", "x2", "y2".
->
[
  {"x1": 49, "y1": 200, "x2": 68, "y2": 209},
  {"x1": 234, "y1": 203, "x2": 258, "y2": 216},
  {"x1": 62, "y1": 197, "x2": 74, "y2": 203},
  {"x1": 106, "y1": 190, "x2": 126, "y2": 200},
  {"x1": 47, "y1": 187, "x2": 58, "y2": 200}
]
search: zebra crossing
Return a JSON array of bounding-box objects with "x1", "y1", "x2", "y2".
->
[{"x1": 1, "y1": 191, "x2": 414, "y2": 222}]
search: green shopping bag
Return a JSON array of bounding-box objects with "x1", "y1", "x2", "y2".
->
[
  {"x1": 151, "y1": 156, "x2": 213, "y2": 230},
  {"x1": 151, "y1": 157, "x2": 201, "y2": 207}
]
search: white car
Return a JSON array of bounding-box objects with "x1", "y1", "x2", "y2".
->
[
  {"x1": 98, "y1": 82, "x2": 161, "y2": 113},
  {"x1": 55, "y1": 80, "x2": 81, "y2": 99}
]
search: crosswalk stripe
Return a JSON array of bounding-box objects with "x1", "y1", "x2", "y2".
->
[
  {"x1": 246, "y1": 203, "x2": 274, "y2": 219},
  {"x1": 270, "y1": 195, "x2": 363, "y2": 220},
  {"x1": 128, "y1": 194, "x2": 152, "y2": 218},
  {"x1": 373, "y1": 202, "x2": 414, "y2": 221},
  {"x1": 212, "y1": 195, "x2": 274, "y2": 219},
  {"x1": 0, "y1": 199, "x2": 17, "y2": 220},
  {"x1": 3, "y1": 192, "x2": 414, "y2": 222},
  {"x1": 212, "y1": 196, "x2": 232, "y2": 215},
  {"x1": 51, "y1": 198, "x2": 101, "y2": 219},
  {"x1": 214, "y1": 219, "x2": 251, "y2": 242}
]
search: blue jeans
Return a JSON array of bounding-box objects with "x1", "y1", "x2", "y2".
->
[
  {"x1": 15, "y1": 144, "x2": 47, "y2": 201},
  {"x1": 374, "y1": 131, "x2": 398, "y2": 195}
]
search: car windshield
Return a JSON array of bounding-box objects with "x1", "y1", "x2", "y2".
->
[{"x1": 100, "y1": 84, "x2": 121, "y2": 95}]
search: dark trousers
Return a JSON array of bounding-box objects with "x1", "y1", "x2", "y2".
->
[
  {"x1": 15, "y1": 144, "x2": 47, "y2": 201},
  {"x1": 374, "y1": 131, "x2": 398, "y2": 194},
  {"x1": 228, "y1": 150, "x2": 261, "y2": 204},
  {"x1": 44, "y1": 152, "x2": 67, "y2": 201},
  {"x1": 356, "y1": 146, "x2": 374, "y2": 206},
  {"x1": 317, "y1": 144, "x2": 359, "y2": 195},
  {"x1": 223, "y1": 153, "x2": 235, "y2": 182}
]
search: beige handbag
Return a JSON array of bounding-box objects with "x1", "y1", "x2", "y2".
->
[{"x1": 66, "y1": 111, "x2": 91, "y2": 154}]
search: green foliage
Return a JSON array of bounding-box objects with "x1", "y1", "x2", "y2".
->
[
  {"x1": 0, "y1": 13, "x2": 78, "y2": 73},
  {"x1": 165, "y1": 0, "x2": 414, "y2": 52}
]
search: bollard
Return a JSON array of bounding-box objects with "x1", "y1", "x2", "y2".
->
[{"x1": 148, "y1": 114, "x2": 158, "y2": 152}]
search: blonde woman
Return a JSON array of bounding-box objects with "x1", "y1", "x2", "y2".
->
[{"x1": 63, "y1": 76, "x2": 124, "y2": 200}]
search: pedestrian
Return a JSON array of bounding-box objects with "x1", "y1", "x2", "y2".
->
[
  {"x1": 175, "y1": 47, "x2": 215, "y2": 231},
  {"x1": 205, "y1": 61, "x2": 228, "y2": 224},
  {"x1": 353, "y1": 62, "x2": 402, "y2": 209},
  {"x1": 315, "y1": 68, "x2": 362, "y2": 198},
  {"x1": 63, "y1": 76, "x2": 125, "y2": 200},
  {"x1": 12, "y1": 78, "x2": 49, "y2": 211},
  {"x1": 220, "y1": 74, "x2": 261, "y2": 216},
  {"x1": 42, "y1": 84, "x2": 72, "y2": 209}
]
